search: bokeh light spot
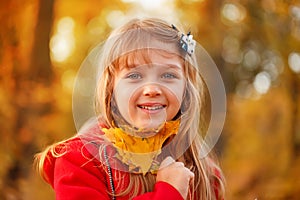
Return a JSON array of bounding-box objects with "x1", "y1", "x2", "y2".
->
[
  {"x1": 243, "y1": 49, "x2": 261, "y2": 71},
  {"x1": 288, "y1": 52, "x2": 300, "y2": 73},
  {"x1": 222, "y1": 3, "x2": 246, "y2": 24},
  {"x1": 50, "y1": 17, "x2": 75, "y2": 63},
  {"x1": 106, "y1": 10, "x2": 126, "y2": 29},
  {"x1": 222, "y1": 35, "x2": 243, "y2": 64},
  {"x1": 253, "y1": 71, "x2": 271, "y2": 94}
]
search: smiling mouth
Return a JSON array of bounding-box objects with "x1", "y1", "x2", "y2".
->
[{"x1": 137, "y1": 105, "x2": 166, "y2": 111}]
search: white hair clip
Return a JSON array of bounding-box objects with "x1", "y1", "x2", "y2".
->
[
  {"x1": 179, "y1": 32, "x2": 196, "y2": 56},
  {"x1": 172, "y1": 24, "x2": 196, "y2": 56}
]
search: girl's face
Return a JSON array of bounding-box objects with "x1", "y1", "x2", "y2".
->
[{"x1": 113, "y1": 50, "x2": 185, "y2": 131}]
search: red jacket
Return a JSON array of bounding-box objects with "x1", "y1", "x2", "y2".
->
[
  {"x1": 44, "y1": 137, "x2": 184, "y2": 200},
  {"x1": 43, "y1": 133, "x2": 223, "y2": 200}
]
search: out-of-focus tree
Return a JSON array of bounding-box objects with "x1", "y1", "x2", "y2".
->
[
  {"x1": 184, "y1": 0, "x2": 300, "y2": 199},
  {"x1": 176, "y1": 0, "x2": 300, "y2": 198},
  {"x1": 1, "y1": 0, "x2": 300, "y2": 199},
  {"x1": 0, "y1": 0, "x2": 58, "y2": 199}
]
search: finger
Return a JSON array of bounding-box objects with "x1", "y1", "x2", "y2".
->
[
  {"x1": 174, "y1": 162, "x2": 184, "y2": 167},
  {"x1": 189, "y1": 171, "x2": 195, "y2": 178},
  {"x1": 184, "y1": 167, "x2": 195, "y2": 178},
  {"x1": 159, "y1": 156, "x2": 175, "y2": 169},
  {"x1": 189, "y1": 172, "x2": 195, "y2": 184}
]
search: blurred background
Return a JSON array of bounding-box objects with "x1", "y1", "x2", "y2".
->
[{"x1": 1, "y1": 0, "x2": 300, "y2": 199}]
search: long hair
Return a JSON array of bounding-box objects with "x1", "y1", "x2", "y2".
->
[
  {"x1": 36, "y1": 18, "x2": 225, "y2": 199},
  {"x1": 94, "y1": 18, "x2": 225, "y2": 199}
]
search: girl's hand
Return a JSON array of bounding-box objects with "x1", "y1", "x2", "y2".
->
[{"x1": 156, "y1": 157, "x2": 194, "y2": 199}]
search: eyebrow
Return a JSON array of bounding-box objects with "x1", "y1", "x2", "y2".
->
[
  {"x1": 154, "y1": 63, "x2": 183, "y2": 71},
  {"x1": 166, "y1": 64, "x2": 182, "y2": 69},
  {"x1": 121, "y1": 63, "x2": 183, "y2": 70}
]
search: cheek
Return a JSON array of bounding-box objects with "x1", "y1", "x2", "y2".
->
[
  {"x1": 169, "y1": 81, "x2": 185, "y2": 104},
  {"x1": 114, "y1": 89, "x2": 130, "y2": 112},
  {"x1": 165, "y1": 83, "x2": 185, "y2": 119},
  {"x1": 113, "y1": 81, "x2": 138, "y2": 120}
]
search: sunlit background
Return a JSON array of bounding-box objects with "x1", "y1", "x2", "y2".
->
[{"x1": 1, "y1": 0, "x2": 300, "y2": 199}]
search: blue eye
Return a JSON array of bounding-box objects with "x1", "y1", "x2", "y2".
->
[
  {"x1": 127, "y1": 73, "x2": 142, "y2": 79},
  {"x1": 162, "y1": 73, "x2": 177, "y2": 79}
]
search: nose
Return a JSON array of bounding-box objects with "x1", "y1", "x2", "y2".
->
[{"x1": 142, "y1": 84, "x2": 162, "y2": 97}]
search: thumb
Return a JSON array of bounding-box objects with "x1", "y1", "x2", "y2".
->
[{"x1": 159, "y1": 156, "x2": 175, "y2": 169}]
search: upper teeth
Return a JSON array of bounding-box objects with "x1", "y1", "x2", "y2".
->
[{"x1": 140, "y1": 105, "x2": 163, "y2": 110}]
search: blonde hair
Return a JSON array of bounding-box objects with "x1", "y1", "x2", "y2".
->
[{"x1": 36, "y1": 18, "x2": 225, "y2": 199}]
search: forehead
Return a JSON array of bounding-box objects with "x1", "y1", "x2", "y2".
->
[{"x1": 116, "y1": 49, "x2": 184, "y2": 70}]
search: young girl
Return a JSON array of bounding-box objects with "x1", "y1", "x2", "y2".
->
[{"x1": 36, "y1": 18, "x2": 225, "y2": 200}]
